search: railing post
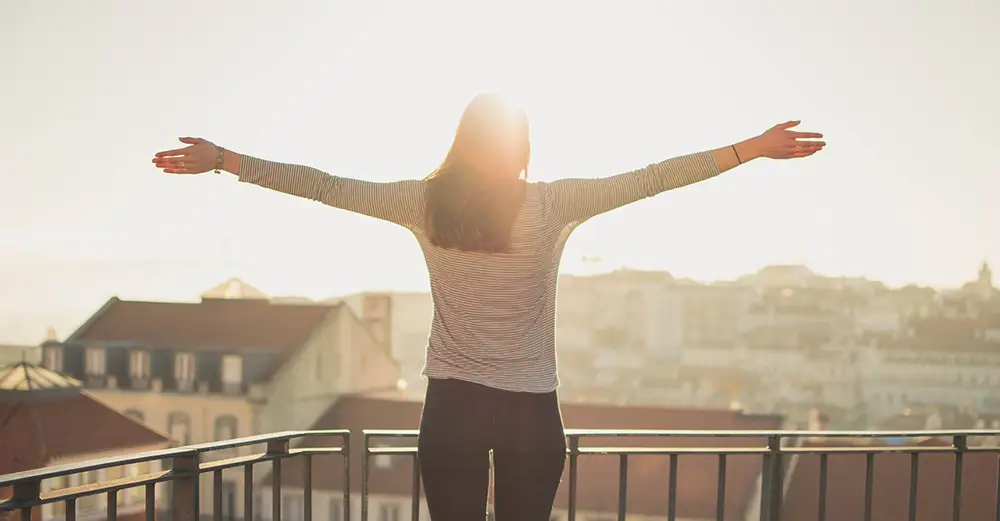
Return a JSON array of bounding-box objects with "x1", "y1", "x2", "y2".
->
[
  {"x1": 170, "y1": 452, "x2": 201, "y2": 521},
  {"x1": 362, "y1": 432, "x2": 370, "y2": 521},
  {"x1": 567, "y1": 436, "x2": 579, "y2": 521},
  {"x1": 12, "y1": 478, "x2": 40, "y2": 521},
  {"x1": 759, "y1": 434, "x2": 782, "y2": 521},
  {"x1": 267, "y1": 440, "x2": 289, "y2": 521},
  {"x1": 342, "y1": 432, "x2": 351, "y2": 521},
  {"x1": 953, "y1": 435, "x2": 967, "y2": 521}
]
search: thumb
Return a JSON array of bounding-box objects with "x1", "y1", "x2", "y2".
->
[
  {"x1": 178, "y1": 137, "x2": 203, "y2": 145},
  {"x1": 776, "y1": 120, "x2": 801, "y2": 130}
]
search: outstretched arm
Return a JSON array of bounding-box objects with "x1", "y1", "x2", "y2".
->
[
  {"x1": 153, "y1": 139, "x2": 425, "y2": 229},
  {"x1": 545, "y1": 121, "x2": 825, "y2": 227}
]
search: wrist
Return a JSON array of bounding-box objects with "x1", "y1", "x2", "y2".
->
[
  {"x1": 735, "y1": 138, "x2": 763, "y2": 162},
  {"x1": 222, "y1": 149, "x2": 242, "y2": 175}
]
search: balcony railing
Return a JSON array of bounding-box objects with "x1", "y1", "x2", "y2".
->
[
  {"x1": 3, "y1": 429, "x2": 999, "y2": 521},
  {"x1": 0, "y1": 431, "x2": 348, "y2": 521},
  {"x1": 364, "y1": 429, "x2": 1000, "y2": 521}
]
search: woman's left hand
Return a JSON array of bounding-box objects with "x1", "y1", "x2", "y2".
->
[{"x1": 152, "y1": 137, "x2": 221, "y2": 174}]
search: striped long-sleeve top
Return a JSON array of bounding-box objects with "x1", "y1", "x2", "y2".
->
[{"x1": 237, "y1": 152, "x2": 721, "y2": 393}]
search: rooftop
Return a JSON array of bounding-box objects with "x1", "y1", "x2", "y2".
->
[{"x1": 0, "y1": 362, "x2": 169, "y2": 474}]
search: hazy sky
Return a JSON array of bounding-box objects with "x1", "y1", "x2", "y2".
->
[{"x1": 1, "y1": 0, "x2": 998, "y2": 340}]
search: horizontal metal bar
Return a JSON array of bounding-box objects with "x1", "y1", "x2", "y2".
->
[
  {"x1": 200, "y1": 447, "x2": 343, "y2": 473},
  {"x1": 1, "y1": 470, "x2": 173, "y2": 511},
  {"x1": 363, "y1": 428, "x2": 1000, "y2": 439},
  {"x1": 366, "y1": 445, "x2": 1000, "y2": 457},
  {"x1": 0, "y1": 430, "x2": 348, "y2": 487},
  {"x1": 0, "y1": 446, "x2": 347, "y2": 512}
]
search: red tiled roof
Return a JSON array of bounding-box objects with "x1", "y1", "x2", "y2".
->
[
  {"x1": 782, "y1": 439, "x2": 1000, "y2": 521},
  {"x1": 67, "y1": 297, "x2": 338, "y2": 351},
  {"x1": 263, "y1": 396, "x2": 782, "y2": 519},
  {"x1": 0, "y1": 391, "x2": 169, "y2": 475}
]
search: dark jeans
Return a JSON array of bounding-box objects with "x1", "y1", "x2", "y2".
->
[{"x1": 417, "y1": 378, "x2": 567, "y2": 521}]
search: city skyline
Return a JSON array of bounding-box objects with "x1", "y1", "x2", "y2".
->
[{"x1": 0, "y1": 257, "x2": 993, "y2": 346}]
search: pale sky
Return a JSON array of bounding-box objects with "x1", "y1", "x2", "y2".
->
[{"x1": 1, "y1": 0, "x2": 998, "y2": 342}]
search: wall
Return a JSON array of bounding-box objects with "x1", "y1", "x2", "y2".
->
[
  {"x1": 339, "y1": 292, "x2": 432, "y2": 399},
  {"x1": 88, "y1": 390, "x2": 253, "y2": 518},
  {"x1": 256, "y1": 306, "x2": 401, "y2": 436}
]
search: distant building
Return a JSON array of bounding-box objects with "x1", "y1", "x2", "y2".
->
[
  {"x1": 0, "y1": 362, "x2": 170, "y2": 521},
  {"x1": 38, "y1": 283, "x2": 401, "y2": 521},
  {"x1": 334, "y1": 292, "x2": 432, "y2": 398}
]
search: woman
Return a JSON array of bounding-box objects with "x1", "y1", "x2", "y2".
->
[{"x1": 153, "y1": 93, "x2": 825, "y2": 521}]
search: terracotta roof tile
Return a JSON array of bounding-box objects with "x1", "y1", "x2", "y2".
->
[
  {"x1": 263, "y1": 396, "x2": 782, "y2": 519},
  {"x1": 0, "y1": 365, "x2": 169, "y2": 475},
  {"x1": 68, "y1": 297, "x2": 337, "y2": 352}
]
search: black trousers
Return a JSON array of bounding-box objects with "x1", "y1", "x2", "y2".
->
[{"x1": 417, "y1": 377, "x2": 567, "y2": 521}]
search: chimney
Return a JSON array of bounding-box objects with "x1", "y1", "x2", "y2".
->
[{"x1": 362, "y1": 294, "x2": 393, "y2": 350}]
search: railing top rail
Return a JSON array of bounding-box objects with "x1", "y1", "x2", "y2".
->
[
  {"x1": 0, "y1": 429, "x2": 348, "y2": 488},
  {"x1": 363, "y1": 428, "x2": 1000, "y2": 438}
]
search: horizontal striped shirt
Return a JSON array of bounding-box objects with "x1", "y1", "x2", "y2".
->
[{"x1": 237, "y1": 152, "x2": 721, "y2": 393}]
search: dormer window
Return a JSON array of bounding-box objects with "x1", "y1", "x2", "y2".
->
[
  {"x1": 85, "y1": 347, "x2": 106, "y2": 376},
  {"x1": 221, "y1": 354, "x2": 243, "y2": 385},
  {"x1": 175, "y1": 352, "x2": 196, "y2": 390},
  {"x1": 130, "y1": 350, "x2": 150, "y2": 380}
]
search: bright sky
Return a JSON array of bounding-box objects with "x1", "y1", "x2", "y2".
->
[{"x1": 1, "y1": 0, "x2": 998, "y2": 341}]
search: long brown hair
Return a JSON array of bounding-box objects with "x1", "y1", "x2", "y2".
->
[{"x1": 424, "y1": 94, "x2": 531, "y2": 253}]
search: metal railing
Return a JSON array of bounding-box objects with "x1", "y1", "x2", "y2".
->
[
  {"x1": 0, "y1": 430, "x2": 348, "y2": 521},
  {"x1": 4, "y1": 428, "x2": 999, "y2": 521},
  {"x1": 364, "y1": 429, "x2": 1000, "y2": 521}
]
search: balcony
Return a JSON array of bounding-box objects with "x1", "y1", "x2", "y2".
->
[{"x1": 1, "y1": 429, "x2": 998, "y2": 521}]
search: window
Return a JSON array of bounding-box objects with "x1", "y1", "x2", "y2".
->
[
  {"x1": 377, "y1": 503, "x2": 401, "y2": 521},
  {"x1": 221, "y1": 354, "x2": 243, "y2": 385},
  {"x1": 167, "y1": 412, "x2": 191, "y2": 445},
  {"x1": 328, "y1": 499, "x2": 343, "y2": 521},
  {"x1": 130, "y1": 350, "x2": 150, "y2": 380},
  {"x1": 282, "y1": 495, "x2": 303, "y2": 521},
  {"x1": 175, "y1": 352, "x2": 196, "y2": 387},
  {"x1": 44, "y1": 346, "x2": 63, "y2": 372},
  {"x1": 85, "y1": 347, "x2": 106, "y2": 376},
  {"x1": 214, "y1": 415, "x2": 238, "y2": 441},
  {"x1": 124, "y1": 409, "x2": 145, "y2": 422}
]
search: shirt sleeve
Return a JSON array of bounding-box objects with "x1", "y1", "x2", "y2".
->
[
  {"x1": 237, "y1": 154, "x2": 425, "y2": 229},
  {"x1": 542, "y1": 151, "x2": 721, "y2": 227}
]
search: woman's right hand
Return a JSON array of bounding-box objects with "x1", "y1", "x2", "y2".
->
[
  {"x1": 152, "y1": 137, "x2": 222, "y2": 174},
  {"x1": 748, "y1": 121, "x2": 826, "y2": 160}
]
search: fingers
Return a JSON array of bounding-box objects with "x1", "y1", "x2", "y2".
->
[
  {"x1": 787, "y1": 131, "x2": 823, "y2": 139},
  {"x1": 154, "y1": 145, "x2": 195, "y2": 158},
  {"x1": 783, "y1": 145, "x2": 825, "y2": 159},
  {"x1": 775, "y1": 120, "x2": 801, "y2": 130}
]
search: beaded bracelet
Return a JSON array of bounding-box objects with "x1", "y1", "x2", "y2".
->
[{"x1": 214, "y1": 146, "x2": 225, "y2": 174}]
